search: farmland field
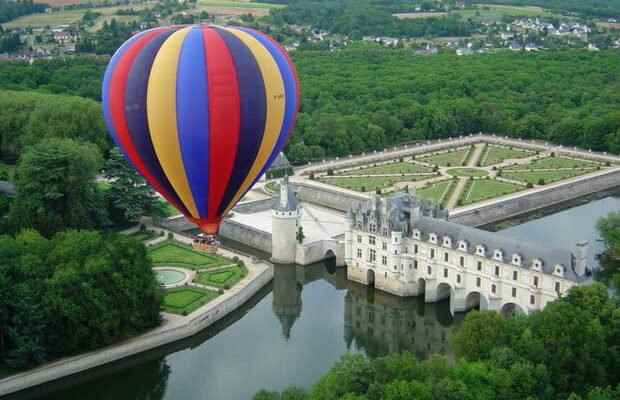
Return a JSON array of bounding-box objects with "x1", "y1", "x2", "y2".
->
[{"x1": 454, "y1": 4, "x2": 553, "y2": 22}]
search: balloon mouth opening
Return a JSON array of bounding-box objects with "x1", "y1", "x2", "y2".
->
[{"x1": 197, "y1": 220, "x2": 220, "y2": 236}]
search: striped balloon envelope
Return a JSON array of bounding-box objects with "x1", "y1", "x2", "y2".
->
[{"x1": 102, "y1": 25, "x2": 300, "y2": 235}]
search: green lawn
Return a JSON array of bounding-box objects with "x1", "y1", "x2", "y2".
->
[
  {"x1": 419, "y1": 148, "x2": 469, "y2": 167},
  {"x1": 447, "y1": 167, "x2": 489, "y2": 178},
  {"x1": 148, "y1": 241, "x2": 232, "y2": 269},
  {"x1": 337, "y1": 161, "x2": 433, "y2": 176},
  {"x1": 462, "y1": 179, "x2": 523, "y2": 205},
  {"x1": 501, "y1": 169, "x2": 596, "y2": 185},
  {"x1": 129, "y1": 229, "x2": 157, "y2": 242},
  {"x1": 504, "y1": 156, "x2": 601, "y2": 170},
  {"x1": 319, "y1": 174, "x2": 431, "y2": 192},
  {"x1": 416, "y1": 180, "x2": 453, "y2": 204},
  {"x1": 194, "y1": 264, "x2": 248, "y2": 288},
  {"x1": 454, "y1": 4, "x2": 553, "y2": 23},
  {"x1": 197, "y1": 0, "x2": 285, "y2": 9},
  {"x1": 480, "y1": 145, "x2": 534, "y2": 166},
  {"x1": 161, "y1": 287, "x2": 219, "y2": 315}
]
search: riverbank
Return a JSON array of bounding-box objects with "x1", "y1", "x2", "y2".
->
[{"x1": 0, "y1": 246, "x2": 274, "y2": 398}]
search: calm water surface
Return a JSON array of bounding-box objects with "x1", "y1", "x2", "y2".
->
[{"x1": 12, "y1": 193, "x2": 620, "y2": 400}]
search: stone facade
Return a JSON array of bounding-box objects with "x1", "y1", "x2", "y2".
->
[{"x1": 344, "y1": 192, "x2": 586, "y2": 315}]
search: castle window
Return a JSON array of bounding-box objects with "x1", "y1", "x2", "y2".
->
[
  {"x1": 357, "y1": 235, "x2": 362, "y2": 243},
  {"x1": 413, "y1": 230, "x2": 421, "y2": 239},
  {"x1": 457, "y1": 274, "x2": 461, "y2": 284},
  {"x1": 382, "y1": 242, "x2": 387, "y2": 250},
  {"x1": 356, "y1": 249, "x2": 362, "y2": 258},
  {"x1": 444, "y1": 268, "x2": 448, "y2": 278},
  {"x1": 513, "y1": 271, "x2": 518, "y2": 281},
  {"x1": 477, "y1": 261, "x2": 482, "y2": 271},
  {"x1": 394, "y1": 249, "x2": 398, "y2": 255},
  {"x1": 494, "y1": 249, "x2": 503, "y2": 261},
  {"x1": 459, "y1": 256, "x2": 464, "y2": 267},
  {"x1": 444, "y1": 252, "x2": 449, "y2": 262},
  {"x1": 394, "y1": 265, "x2": 398, "y2": 271},
  {"x1": 383, "y1": 228, "x2": 388, "y2": 236},
  {"x1": 414, "y1": 260, "x2": 418, "y2": 269},
  {"x1": 414, "y1": 244, "x2": 419, "y2": 254},
  {"x1": 382, "y1": 256, "x2": 387, "y2": 265},
  {"x1": 495, "y1": 266, "x2": 500, "y2": 277},
  {"x1": 430, "y1": 249, "x2": 435, "y2": 259},
  {"x1": 369, "y1": 249, "x2": 376, "y2": 262},
  {"x1": 554, "y1": 265, "x2": 564, "y2": 276},
  {"x1": 369, "y1": 223, "x2": 376, "y2": 233},
  {"x1": 385, "y1": 272, "x2": 388, "y2": 278},
  {"x1": 533, "y1": 276, "x2": 539, "y2": 287},
  {"x1": 476, "y1": 245, "x2": 486, "y2": 256},
  {"x1": 512, "y1": 254, "x2": 521, "y2": 266},
  {"x1": 427, "y1": 266, "x2": 432, "y2": 275},
  {"x1": 512, "y1": 287, "x2": 517, "y2": 297},
  {"x1": 530, "y1": 295, "x2": 535, "y2": 305},
  {"x1": 532, "y1": 259, "x2": 543, "y2": 270},
  {"x1": 476, "y1": 277, "x2": 481, "y2": 287},
  {"x1": 491, "y1": 284, "x2": 496, "y2": 294},
  {"x1": 555, "y1": 281, "x2": 561, "y2": 293},
  {"x1": 403, "y1": 247, "x2": 408, "y2": 254},
  {"x1": 443, "y1": 236, "x2": 451, "y2": 247},
  {"x1": 429, "y1": 233, "x2": 437, "y2": 244},
  {"x1": 459, "y1": 240, "x2": 468, "y2": 252},
  {"x1": 369, "y1": 236, "x2": 376, "y2": 245}
]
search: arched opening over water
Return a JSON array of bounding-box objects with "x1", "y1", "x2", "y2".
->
[
  {"x1": 436, "y1": 282, "x2": 452, "y2": 301},
  {"x1": 465, "y1": 291, "x2": 488, "y2": 311},
  {"x1": 417, "y1": 278, "x2": 426, "y2": 295},
  {"x1": 367, "y1": 268, "x2": 375, "y2": 287},
  {"x1": 500, "y1": 302, "x2": 526, "y2": 317},
  {"x1": 323, "y1": 250, "x2": 337, "y2": 274}
]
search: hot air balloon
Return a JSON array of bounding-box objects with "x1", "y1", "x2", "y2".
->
[{"x1": 102, "y1": 25, "x2": 300, "y2": 238}]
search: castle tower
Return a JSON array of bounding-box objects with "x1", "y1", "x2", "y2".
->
[{"x1": 271, "y1": 176, "x2": 300, "y2": 264}]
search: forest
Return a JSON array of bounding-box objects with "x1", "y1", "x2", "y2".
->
[
  {"x1": 0, "y1": 0, "x2": 46, "y2": 24},
  {"x1": 266, "y1": 1, "x2": 477, "y2": 39},
  {"x1": 254, "y1": 283, "x2": 620, "y2": 400}
]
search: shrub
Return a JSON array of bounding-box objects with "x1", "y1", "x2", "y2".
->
[
  {"x1": 526, "y1": 182, "x2": 533, "y2": 188},
  {"x1": 167, "y1": 232, "x2": 173, "y2": 240},
  {"x1": 218, "y1": 288, "x2": 224, "y2": 294},
  {"x1": 309, "y1": 172, "x2": 315, "y2": 180},
  {"x1": 327, "y1": 169, "x2": 334, "y2": 176},
  {"x1": 376, "y1": 188, "x2": 382, "y2": 194},
  {"x1": 140, "y1": 223, "x2": 146, "y2": 231},
  {"x1": 447, "y1": 162, "x2": 451, "y2": 167},
  {"x1": 182, "y1": 310, "x2": 188, "y2": 316},
  {"x1": 237, "y1": 260, "x2": 245, "y2": 267},
  {"x1": 232, "y1": 256, "x2": 239, "y2": 262},
  {"x1": 538, "y1": 178, "x2": 545, "y2": 185},
  {"x1": 550, "y1": 152, "x2": 556, "y2": 157},
  {"x1": 223, "y1": 284, "x2": 231, "y2": 290},
  {"x1": 605, "y1": 161, "x2": 611, "y2": 167},
  {"x1": 492, "y1": 166, "x2": 497, "y2": 171}
]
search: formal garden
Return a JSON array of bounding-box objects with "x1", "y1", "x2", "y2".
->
[
  {"x1": 311, "y1": 142, "x2": 614, "y2": 209},
  {"x1": 144, "y1": 239, "x2": 247, "y2": 315}
]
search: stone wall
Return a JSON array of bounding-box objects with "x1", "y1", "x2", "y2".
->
[
  {"x1": 292, "y1": 181, "x2": 368, "y2": 212},
  {"x1": 233, "y1": 198, "x2": 273, "y2": 214},
  {"x1": 450, "y1": 168, "x2": 620, "y2": 227},
  {"x1": 218, "y1": 219, "x2": 272, "y2": 254}
]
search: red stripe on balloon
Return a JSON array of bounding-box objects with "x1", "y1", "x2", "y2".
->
[
  {"x1": 202, "y1": 27, "x2": 241, "y2": 223},
  {"x1": 109, "y1": 28, "x2": 188, "y2": 215}
]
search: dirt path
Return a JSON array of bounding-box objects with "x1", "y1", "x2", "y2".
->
[
  {"x1": 467, "y1": 143, "x2": 486, "y2": 167},
  {"x1": 446, "y1": 178, "x2": 468, "y2": 209}
]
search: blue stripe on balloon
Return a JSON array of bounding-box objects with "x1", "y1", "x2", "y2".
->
[
  {"x1": 175, "y1": 26, "x2": 210, "y2": 217},
  {"x1": 239, "y1": 28, "x2": 297, "y2": 187},
  {"x1": 123, "y1": 29, "x2": 189, "y2": 212},
  {"x1": 212, "y1": 27, "x2": 267, "y2": 216},
  {"x1": 102, "y1": 29, "x2": 151, "y2": 151}
]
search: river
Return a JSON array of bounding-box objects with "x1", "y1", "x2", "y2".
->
[{"x1": 11, "y1": 192, "x2": 620, "y2": 400}]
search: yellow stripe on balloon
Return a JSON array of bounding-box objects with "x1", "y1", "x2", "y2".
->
[
  {"x1": 223, "y1": 27, "x2": 286, "y2": 213},
  {"x1": 146, "y1": 27, "x2": 199, "y2": 218}
]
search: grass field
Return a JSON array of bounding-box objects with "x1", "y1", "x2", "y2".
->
[
  {"x1": 504, "y1": 156, "x2": 601, "y2": 170},
  {"x1": 337, "y1": 161, "x2": 433, "y2": 176},
  {"x1": 148, "y1": 241, "x2": 232, "y2": 269},
  {"x1": 454, "y1": 4, "x2": 553, "y2": 22},
  {"x1": 480, "y1": 145, "x2": 534, "y2": 166},
  {"x1": 161, "y1": 287, "x2": 219, "y2": 315},
  {"x1": 129, "y1": 229, "x2": 157, "y2": 242},
  {"x1": 447, "y1": 167, "x2": 489, "y2": 178},
  {"x1": 3, "y1": 4, "x2": 150, "y2": 28},
  {"x1": 319, "y1": 174, "x2": 429, "y2": 192},
  {"x1": 462, "y1": 179, "x2": 523, "y2": 205},
  {"x1": 194, "y1": 264, "x2": 247, "y2": 288},
  {"x1": 197, "y1": 0, "x2": 284, "y2": 9},
  {"x1": 419, "y1": 148, "x2": 469, "y2": 167},
  {"x1": 416, "y1": 180, "x2": 453, "y2": 204},
  {"x1": 501, "y1": 169, "x2": 595, "y2": 185}
]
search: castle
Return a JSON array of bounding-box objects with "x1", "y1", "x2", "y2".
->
[{"x1": 343, "y1": 191, "x2": 588, "y2": 315}]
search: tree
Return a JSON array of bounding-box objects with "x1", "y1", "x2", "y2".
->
[
  {"x1": 9, "y1": 138, "x2": 106, "y2": 236},
  {"x1": 104, "y1": 148, "x2": 166, "y2": 226},
  {"x1": 451, "y1": 311, "x2": 511, "y2": 361},
  {"x1": 296, "y1": 225, "x2": 305, "y2": 244}
]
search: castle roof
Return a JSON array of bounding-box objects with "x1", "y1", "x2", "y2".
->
[{"x1": 273, "y1": 176, "x2": 298, "y2": 212}]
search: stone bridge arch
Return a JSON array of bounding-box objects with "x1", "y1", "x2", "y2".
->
[
  {"x1": 464, "y1": 291, "x2": 489, "y2": 311},
  {"x1": 500, "y1": 302, "x2": 526, "y2": 317}
]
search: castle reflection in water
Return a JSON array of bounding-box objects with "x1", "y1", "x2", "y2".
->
[{"x1": 272, "y1": 260, "x2": 462, "y2": 359}]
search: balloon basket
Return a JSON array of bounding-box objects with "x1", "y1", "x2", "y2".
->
[{"x1": 192, "y1": 234, "x2": 220, "y2": 254}]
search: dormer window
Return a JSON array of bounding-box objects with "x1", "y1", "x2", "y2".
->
[
  {"x1": 383, "y1": 228, "x2": 388, "y2": 236},
  {"x1": 554, "y1": 265, "x2": 564, "y2": 276},
  {"x1": 429, "y1": 233, "x2": 437, "y2": 244},
  {"x1": 458, "y1": 240, "x2": 468, "y2": 252},
  {"x1": 476, "y1": 245, "x2": 486, "y2": 257},
  {"x1": 512, "y1": 254, "x2": 522, "y2": 266},
  {"x1": 532, "y1": 259, "x2": 543, "y2": 271},
  {"x1": 443, "y1": 236, "x2": 452, "y2": 247},
  {"x1": 413, "y1": 229, "x2": 421, "y2": 240},
  {"x1": 493, "y1": 249, "x2": 503, "y2": 261}
]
